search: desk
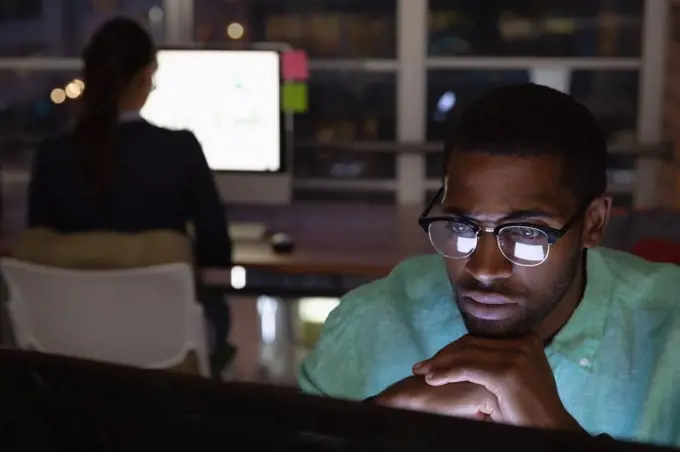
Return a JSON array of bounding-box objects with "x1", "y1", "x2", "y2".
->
[
  {"x1": 203, "y1": 203, "x2": 433, "y2": 296},
  {"x1": 231, "y1": 203, "x2": 430, "y2": 274}
]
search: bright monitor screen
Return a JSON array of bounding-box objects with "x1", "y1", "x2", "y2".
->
[{"x1": 141, "y1": 49, "x2": 281, "y2": 172}]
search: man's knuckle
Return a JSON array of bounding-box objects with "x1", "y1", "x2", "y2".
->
[
  {"x1": 510, "y1": 348, "x2": 530, "y2": 365},
  {"x1": 501, "y1": 362, "x2": 522, "y2": 383},
  {"x1": 517, "y1": 338, "x2": 534, "y2": 354}
]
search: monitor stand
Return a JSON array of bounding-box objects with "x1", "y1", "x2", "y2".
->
[
  {"x1": 215, "y1": 172, "x2": 291, "y2": 205},
  {"x1": 228, "y1": 222, "x2": 267, "y2": 242}
]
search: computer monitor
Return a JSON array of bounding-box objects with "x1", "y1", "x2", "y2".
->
[
  {"x1": 140, "y1": 48, "x2": 291, "y2": 204},
  {"x1": 0, "y1": 349, "x2": 673, "y2": 451}
]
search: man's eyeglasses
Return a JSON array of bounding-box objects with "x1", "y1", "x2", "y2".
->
[{"x1": 418, "y1": 187, "x2": 590, "y2": 267}]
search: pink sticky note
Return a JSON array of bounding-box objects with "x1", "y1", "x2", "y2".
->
[{"x1": 282, "y1": 50, "x2": 309, "y2": 81}]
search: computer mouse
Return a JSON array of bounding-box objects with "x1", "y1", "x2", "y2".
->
[{"x1": 270, "y1": 232, "x2": 295, "y2": 254}]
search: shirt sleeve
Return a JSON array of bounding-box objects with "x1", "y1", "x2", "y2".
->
[
  {"x1": 297, "y1": 287, "x2": 377, "y2": 401},
  {"x1": 297, "y1": 255, "x2": 446, "y2": 402},
  {"x1": 183, "y1": 131, "x2": 232, "y2": 267},
  {"x1": 298, "y1": 358, "x2": 329, "y2": 396}
]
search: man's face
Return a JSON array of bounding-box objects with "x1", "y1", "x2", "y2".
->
[{"x1": 441, "y1": 153, "x2": 606, "y2": 338}]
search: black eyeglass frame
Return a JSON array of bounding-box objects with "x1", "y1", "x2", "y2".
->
[{"x1": 418, "y1": 187, "x2": 593, "y2": 247}]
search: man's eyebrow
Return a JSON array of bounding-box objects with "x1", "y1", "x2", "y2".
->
[{"x1": 440, "y1": 206, "x2": 555, "y2": 222}]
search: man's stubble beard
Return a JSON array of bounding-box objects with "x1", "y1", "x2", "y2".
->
[{"x1": 451, "y1": 251, "x2": 582, "y2": 339}]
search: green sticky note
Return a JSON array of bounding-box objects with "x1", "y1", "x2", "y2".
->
[{"x1": 282, "y1": 83, "x2": 308, "y2": 113}]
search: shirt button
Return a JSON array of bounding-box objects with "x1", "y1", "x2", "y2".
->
[{"x1": 579, "y1": 357, "x2": 591, "y2": 368}]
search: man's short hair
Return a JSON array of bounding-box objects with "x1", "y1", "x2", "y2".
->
[{"x1": 443, "y1": 83, "x2": 607, "y2": 205}]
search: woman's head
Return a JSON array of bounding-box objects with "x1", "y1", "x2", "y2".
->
[
  {"x1": 82, "y1": 17, "x2": 157, "y2": 111},
  {"x1": 74, "y1": 17, "x2": 156, "y2": 201}
]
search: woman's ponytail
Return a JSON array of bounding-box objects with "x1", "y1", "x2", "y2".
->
[{"x1": 73, "y1": 17, "x2": 155, "y2": 203}]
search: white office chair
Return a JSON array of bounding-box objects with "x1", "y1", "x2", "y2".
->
[{"x1": 0, "y1": 258, "x2": 209, "y2": 377}]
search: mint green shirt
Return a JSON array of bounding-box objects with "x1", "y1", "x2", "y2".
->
[{"x1": 299, "y1": 248, "x2": 680, "y2": 446}]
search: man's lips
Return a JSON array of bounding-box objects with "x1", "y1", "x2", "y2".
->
[
  {"x1": 458, "y1": 292, "x2": 518, "y2": 321},
  {"x1": 461, "y1": 292, "x2": 515, "y2": 305}
]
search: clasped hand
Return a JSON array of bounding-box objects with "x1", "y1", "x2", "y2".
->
[{"x1": 376, "y1": 334, "x2": 582, "y2": 430}]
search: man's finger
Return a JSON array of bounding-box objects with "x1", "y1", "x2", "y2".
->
[
  {"x1": 424, "y1": 382, "x2": 503, "y2": 421},
  {"x1": 413, "y1": 341, "x2": 469, "y2": 374},
  {"x1": 423, "y1": 359, "x2": 506, "y2": 398},
  {"x1": 415, "y1": 347, "x2": 516, "y2": 378},
  {"x1": 440, "y1": 392, "x2": 501, "y2": 420},
  {"x1": 413, "y1": 334, "x2": 538, "y2": 375}
]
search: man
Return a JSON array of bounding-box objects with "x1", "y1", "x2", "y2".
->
[{"x1": 298, "y1": 84, "x2": 680, "y2": 446}]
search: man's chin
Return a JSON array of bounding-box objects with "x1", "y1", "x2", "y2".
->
[{"x1": 460, "y1": 312, "x2": 530, "y2": 339}]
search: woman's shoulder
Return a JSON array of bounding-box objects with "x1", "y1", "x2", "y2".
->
[{"x1": 124, "y1": 121, "x2": 199, "y2": 146}]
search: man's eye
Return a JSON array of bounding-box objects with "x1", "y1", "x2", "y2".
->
[
  {"x1": 445, "y1": 222, "x2": 472, "y2": 234},
  {"x1": 508, "y1": 227, "x2": 543, "y2": 241}
]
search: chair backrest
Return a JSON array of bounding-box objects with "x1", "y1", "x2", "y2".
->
[{"x1": 0, "y1": 258, "x2": 207, "y2": 375}]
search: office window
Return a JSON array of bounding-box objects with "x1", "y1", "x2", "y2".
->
[
  {"x1": 426, "y1": 189, "x2": 633, "y2": 209},
  {"x1": 428, "y1": 153, "x2": 637, "y2": 198},
  {"x1": 0, "y1": 43, "x2": 46, "y2": 58},
  {"x1": 0, "y1": 0, "x2": 43, "y2": 57},
  {"x1": 294, "y1": 146, "x2": 396, "y2": 180},
  {"x1": 426, "y1": 69, "x2": 638, "y2": 139},
  {"x1": 0, "y1": 0, "x2": 164, "y2": 56},
  {"x1": 428, "y1": 0, "x2": 643, "y2": 57},
  {"x1": 193, "y1": 1, "x2": 398, "y2": 201},
  {"x1": 297, "y1": 70, "x2": 396, "y2": 142},
  {"x1": 293, "y1": 189, "x2": 395, "y2": 204},
  {"x1": 0, "y1": 69, "x2": 79, "y2": 237},
  {"x1": 425, "y1": 150, "x2": 445, "y2": 182},
  {"x1": 569, "y1": 70, "x2": 639, "y2": 143},
  {"x1": 0, "y1": 70, "x2": 82, "y2": 149},
  {"x1": 425, "y1": 69, "x2": 639, "y2": 180},
  {"x1": 293, "y1": 70, "x2": 396, "y2": 182},
  {"x1": 0, "y1": 0, "x2": 42, "y2": 23},
  {"x1": 194, "y1": 0, "x2": 397, "y2": 58},
  {"x1": 425, "y1": 69, "x2": 531, "y2": 147},
  {"x1": 83, "y1": 0, "x2": 165, "y2": 51}
]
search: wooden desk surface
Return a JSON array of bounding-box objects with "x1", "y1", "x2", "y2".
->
[{"x1": 224, "y1": 203, "x2": 433, "y2": 278}]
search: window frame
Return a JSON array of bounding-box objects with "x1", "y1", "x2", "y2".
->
[{"x1": 0, "y1": 0, "x2": 669, "y2": 208}]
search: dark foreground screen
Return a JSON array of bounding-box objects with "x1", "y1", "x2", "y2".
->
[{"x1": 0, "y1": 349, "x2": 674, "y2": 452}]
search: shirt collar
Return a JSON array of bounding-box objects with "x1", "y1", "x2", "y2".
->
[{"x1": 547, "y1": 248, "x2": 615, "y2": 372}]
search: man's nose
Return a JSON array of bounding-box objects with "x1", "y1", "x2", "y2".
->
[{"x1": 465, "y1": 232, "x2": 513, "y2": 283}]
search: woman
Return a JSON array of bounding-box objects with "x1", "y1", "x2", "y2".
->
[{"x1": 28, "y1": 17, "x2": 234, "y2": 377}]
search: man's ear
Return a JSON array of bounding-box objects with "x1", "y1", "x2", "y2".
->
[{"x1": 582, "y1": 195, "x2": 612, "y2": 248}]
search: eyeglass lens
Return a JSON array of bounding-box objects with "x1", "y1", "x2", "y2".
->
[{"x1": 428, "y1": 220, "x2": 550, "y2": 266}]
